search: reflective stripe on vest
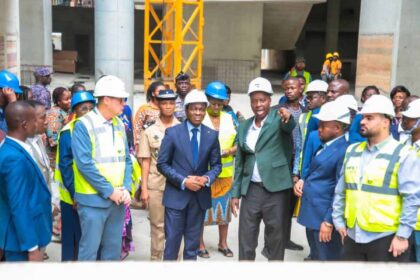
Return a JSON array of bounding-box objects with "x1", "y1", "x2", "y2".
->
[
  {"x1": 74, "y1": 111, "x2": 127, "y2": 195},
  {"x1": 298, "y1": 111, "x2": 312, "y2": 171},
  {"x1": 55, "y1": 121, "x2": 75, "y2": 205},
  {"x1": 203, "y1": 112, "x2": 237, "y2": 178},
  {"x1": 343, "y1": 140, "x2": 408, "y2": 232},
  {"x1": 131, "y1": 154, "x2": 141, "y2": 198}
]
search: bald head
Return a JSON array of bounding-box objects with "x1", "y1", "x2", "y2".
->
[
  {"x1": 327, "y1": 79, "x2": 350, "y2": 101},
  {"x1": 5, "y1": 101, "x2": 37, "y2": 138}
]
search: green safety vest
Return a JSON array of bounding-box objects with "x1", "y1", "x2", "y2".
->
[
  {"x1": 55, "y1": 120, "x2": 76, "y2": 205},
  {"x1": 73, "y1": 111, "x2": 127, "y2": 195},
  {"x1": 343, "y1": 140, "x2": 410, "y2": 232},
  {"x1": 203, "y1": 112, "x2": 237, "y2": 178}
]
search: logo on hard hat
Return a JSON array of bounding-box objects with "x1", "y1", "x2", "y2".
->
[{"x1": 4, "y1": 74, "x2": 12, "y2": 82}]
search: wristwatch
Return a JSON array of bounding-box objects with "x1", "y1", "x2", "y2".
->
[{"x1": 396, "y1": 236, "x2": 407, "y2": 241}]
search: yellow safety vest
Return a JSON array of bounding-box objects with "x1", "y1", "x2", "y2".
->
[
  {"x1": 290, "y1": 69, "x2": 311, "y2": 90},
  {"x1": 131, "y1": 154, "x2": 141, "y2": 199},
  {"x1": 55, "y1": 120, "x2": 76, "y2": 205},
  {"x1": 298, "y1": 111, "x2": 312, "y2": 171},
  {"x1": 203, "y1": 112, "x2": 237, "y2": 178},
  {"x1": 343, "y1": 140, "x2": 409, "y2": 232},
  {"x1": 74, "y1": 111, "x2": 127, "y2": 195}
]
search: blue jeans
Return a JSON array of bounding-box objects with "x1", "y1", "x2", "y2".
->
[{"x1": 77, "y1": 203, "x2": 125, "y2": 261}]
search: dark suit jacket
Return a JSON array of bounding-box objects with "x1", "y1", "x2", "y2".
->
[
  {"x1": 0, "y1": 138, "x2": 52, "y2": 252},
  {"x1": 297, "y1": 136, "x2": 349, "y2": 230},
  {"x1": 232, "y1": 109, "x2": 296, "y2": 198},
  {"x1": 157, "y1": 121, "x2": 222, "y2": 210}
]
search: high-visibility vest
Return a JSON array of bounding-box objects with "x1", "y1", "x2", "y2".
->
[
  {"x1": 298, "y1": 111, "x2": 312, "y2": 171},
  {"x1": 55, "y1": 120, "x2": 75, "y2": 205},
  {"x1": 74, "y1": 111, "x2": 127, "y2": 195},
  {"x1": 343, "y1": 140, "x2": 410, "y2": 232},
  {"x1": 131, "y1": 154, "x2": 141, "y2": 199},
  {"x1": 290, "y1": 69, "x2": 312, "y2": 89},
  {"x1": 203, "y1": 112, "x2": 237, "y2": 178}
]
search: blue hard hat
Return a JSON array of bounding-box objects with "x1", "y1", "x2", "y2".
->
[
  {"x1": 0, "y1": 70, "x2": 23, "y2": 94},
  {"x1": 71, "y1": 91, "x2": 96, "y2": 111},
  {"x1": 205, "y1": 81, "x2": 228, "y2": 101}
]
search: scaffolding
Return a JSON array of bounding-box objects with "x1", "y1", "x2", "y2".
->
[{"x1": 144, "y1": 0, "x2": 204, "y2": 91}]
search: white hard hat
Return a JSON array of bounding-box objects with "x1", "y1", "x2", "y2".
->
[
  {"x1": 313, "y1": 100, "x2": 351, "y2": 124},
  {"x1": 359, "y1": 95, "x2": 395, "y2": 117},
  {"x1": 306, "y1": 80, "x2": 328, "y2": 93},
  {"x1": 183, "y1": 89, "x2": 208, "y2": 108},
  {"x1": 247, "y1": 77, "x2": 273, "y2": 96},
  {"x1": 94, "y1": 75, "x2": 130, "y2": 98},
  {"x1": 401, "y1": 99, "x2": 420, "y2": 119},
  {"x1": 335, "y1": 94, "x2": 359, "y2": 111}
]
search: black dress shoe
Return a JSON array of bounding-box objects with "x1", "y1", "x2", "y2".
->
[{"x1": 286, "y1": 240, "x2": 304, "y2": 251}]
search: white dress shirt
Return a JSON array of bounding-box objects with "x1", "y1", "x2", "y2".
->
[{"x1": 245, "y1": 116, "x2": 267, "y2": 182}]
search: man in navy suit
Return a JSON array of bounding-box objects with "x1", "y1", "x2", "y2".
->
[
  {"x1": 157, "y1": 90, "x2": 222, "y2": 260},
  {"x1": 0, "y1": 101, "x2": 52, "y2": 261},
  {"x1": 294, "y1": 100, "x2": 350, "y2": 260}
]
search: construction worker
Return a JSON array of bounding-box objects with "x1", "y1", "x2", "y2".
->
[
  {"x1": 321, "y1": 53, "x2": 333, "y2": 82},
  {"x1": 199, "y1": 81, "x2": 237, "y2": 258},
  {"x1": 335, "y1": 94, "x2": 365, "y2": 144},
  {"x1": 411, "y1": 123, "x2": 420, "y2": 262},
  {"x1": 284, "y1": 57, "x2": 312, "y2": 88},
  {"x1": 295, "y1": 100, "x2": 350, "y2": 261},
  {"x1": 71, "y1": 75, "x2": 133, "y2": 261},
  {"x1": 138, "y1": 89, "x2": 180, "y2": 260},
  {"x1": 174, "y1": 72, "x2": 192, "y2": 122},
  {"x1": 332, "y1": 95, "x2": 420, "y2": 262},
  {"x1": 330, "y1": 52, "x2": 342, "y2": 80},
  {"x1": 299, "y1": 80, "x2": 328, "y2": 180},
  {"x1": 398, "y1": 98, "x2": 420, "y2": 145},
  {"x1": 55, "y1": 91, "x2": 96, "y2": 261},
  {"x1": 0, "y1": 70, "x2": 22, "y2": 139}
]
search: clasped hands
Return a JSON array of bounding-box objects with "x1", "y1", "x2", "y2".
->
[
  {"x1": 109, "y1": 187, "x2": 131, "y2": 206},
  {"x1": 184, "y1": 175, "x2": 208, "y2": 192}
]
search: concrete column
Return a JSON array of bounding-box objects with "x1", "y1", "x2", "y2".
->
[
  {"x1": 0, "y1": 0, "x2": 20, "y2": 76},
  {"x1": 325, "y1": 0, "x2": 340, "y2": 53},
  {"x1": 203, "y1": 3, "x2": 263, "y2": 92},
  {"x1": 20, "y1": 0, "x2": 52, "y2": 85},
  {"x1": 355, "y1": 0, "x2": 420, "y2": 98},
  {"x1": 95, "y1": 0, "x2": 134, "y2": 106}
]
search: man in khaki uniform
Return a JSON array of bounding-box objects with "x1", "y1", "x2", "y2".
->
[{"x1": 138, "y1": 89, "x2": 180, "y2": 260}]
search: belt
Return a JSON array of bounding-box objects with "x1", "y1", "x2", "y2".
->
[{"x1": 251, "y1": 181, "x2": 265, "y2": 188}]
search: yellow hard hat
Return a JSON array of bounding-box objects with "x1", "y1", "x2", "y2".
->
[
  {"x1": 333, "y1": 52, "x2": 340, "y2": 57},
  {"x1": 326, "y1": 53, "x2": 333, "y2": 59}
]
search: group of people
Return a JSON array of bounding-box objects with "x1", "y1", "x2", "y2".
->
[
  {"x1": 1, "y1": 63, "x2": 420, "y2": 264},
  {"x1": 321, "y1": 52, "x2": 342, "y2": 82}
]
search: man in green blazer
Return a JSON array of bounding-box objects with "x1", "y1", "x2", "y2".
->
[{"x1": 231, "y1": 77, "x2": 295, "y2": 261}]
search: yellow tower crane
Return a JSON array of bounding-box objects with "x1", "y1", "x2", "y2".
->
[{"x1": 144, "y1": 0, "x2": 204, "y2": 91}]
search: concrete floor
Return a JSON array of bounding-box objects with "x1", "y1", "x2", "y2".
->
[
  {"x1": 43, "y1": 73, "x2": 308, "y2": 262},
  {"x1": 45, "y1": 208, "x2": 309, "y2": 262}
]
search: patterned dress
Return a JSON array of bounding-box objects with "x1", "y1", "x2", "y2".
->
[
  {"x1": 133, "y1": 102, "x2": 160, "y2": 151},
  {"x1": 46, "y1": 106, "x2": 69, "y2": 170},
  {"x1": 203, "y1": 112, "x2": 237, "y2": 226}
]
